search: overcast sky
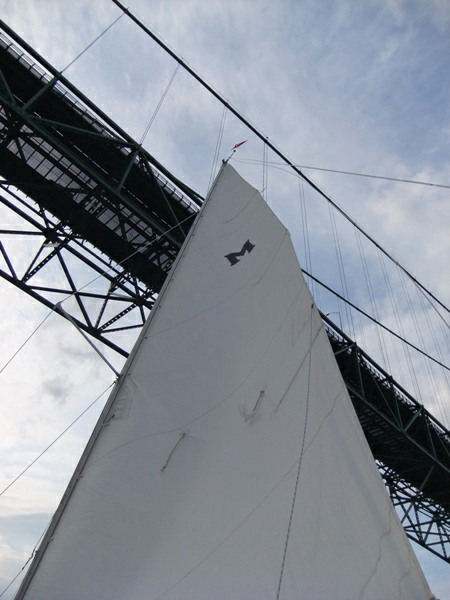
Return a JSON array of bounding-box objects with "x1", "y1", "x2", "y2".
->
[{"x1": 0, "y1": 0, "x2": 449, "y2": 597}]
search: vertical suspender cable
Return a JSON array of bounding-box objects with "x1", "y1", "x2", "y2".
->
[
  {"x1": 208, "y1": 105, "x2": 227, "y2": 192},
  {"x1": 110, "y1": 0, "x2": 449, "y2": 322}
]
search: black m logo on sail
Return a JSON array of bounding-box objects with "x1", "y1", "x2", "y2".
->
[{"x1": 225, "y1": 240, "x2": 255, "y2": 266}]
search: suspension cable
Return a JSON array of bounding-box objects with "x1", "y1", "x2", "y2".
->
[
  {"x1": 111, "y1": 0, "x2": 449, "y2": 321},
  {"x1": 303, "y1": 269, "x2": 450, "y2": 373}
]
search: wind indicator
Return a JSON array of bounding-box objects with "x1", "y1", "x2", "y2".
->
[{"x1": 224, "y1": 140, "x2": 247, "y2": 163}]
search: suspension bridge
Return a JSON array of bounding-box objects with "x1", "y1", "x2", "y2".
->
[{"x1": 0, "y1": 12, "x2": 449, "y2": 577}]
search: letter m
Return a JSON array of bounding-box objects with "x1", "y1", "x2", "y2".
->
[{"x1": 225, "y1": 240, "x2": 255, "y2": 266}]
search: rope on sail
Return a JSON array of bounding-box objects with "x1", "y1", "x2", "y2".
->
[
  {"x1": 160, "y1": 431, "x2": 188, "y2": 472},
  {"x1": 276, "y1": 303, "x2": 314, "y2": 600}
]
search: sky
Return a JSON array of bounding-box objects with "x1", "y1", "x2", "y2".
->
[{"x1": 0, "y1": 0, "x2": 449, "y2": 597}]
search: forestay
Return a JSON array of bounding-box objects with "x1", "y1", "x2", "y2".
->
[{"x1": 16, "y1": 164, "x2": 433, "y2": 599}]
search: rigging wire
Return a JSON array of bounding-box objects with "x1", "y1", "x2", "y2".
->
[
  {"x1": 298, "y1": 179, "x2": 315, "y2": 299},
  {"x1": 233, "y1": 157, "x2": 450, "y2": 321},
  {"x1": 237, "y1": 157, "x2": 450, "y2": 190},
  {"x1": 419, "y1": 318, "x2": 450, "y2": 426},
  {"x1": 0, "y1": 213, "x2": 195, "y2": 377},
  {"x1": 417, "y1": 288, "x2": 450, "y2": 425},
  {"x1": 60, "y1": 13, "x2": 125, "y2": 76},
  {"x1": 207, "y1": 105, "x2": 227, "y2": 193},
  {"x1": 399, "y1": 268, "x2": 447, "y2": 423},
  {"x1": 0, "y1": 382, "x2": 114, "y2": 498},
  {"x1": 23, "y1": 12, "x2": 125, "y2": 110},
  {"x1": 377, "y1": 250, "x2": 419, "y2": 401},
  {"x1": 56, "y1": 303, "x2": 120, "y2": 377},
  {"x1": 262, "y1": 138, "x2": 269, "y2": 202},
  {"x1": 355, "y1": 229, "x2": 392, "y2": 373},
  {"x1": 327, "y1": 203, "x2": 355, "y2": 340},
  {"x1": 139, "y1": 62, "x2": 180, "y2": 145},
  {"x1": 0, "y1": 516, "x2": 51, "y2": 599},
  {"x1": 0, "y1": 310, "x2": 52, "y2": 375}
]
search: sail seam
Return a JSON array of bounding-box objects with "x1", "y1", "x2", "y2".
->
[
  {"x1": 276, "y1": 303, "x2": 314, "y2": 600},
  {"x1": 83, "y1": 292, "x2": 312, "y2": 470}
]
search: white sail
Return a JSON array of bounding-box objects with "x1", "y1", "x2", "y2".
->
[{"x1": 16, "y1": 164, "x2": 433, "y2": 599}]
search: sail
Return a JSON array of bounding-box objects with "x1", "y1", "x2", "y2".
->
[{"x1": 16, "y1": 164, "x2": 433, "y2": 599}]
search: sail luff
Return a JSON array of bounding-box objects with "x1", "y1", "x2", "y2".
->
[
  {"x1": 16, "y1": 164, "x2": 433, "y2": 599},
  {"x1": 13, "y1": 165, "x2": 222, "y2": 600}
]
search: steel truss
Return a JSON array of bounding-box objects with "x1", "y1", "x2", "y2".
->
[
  {"x1": 380, "y1": 462, "x2": 450, "y2": 562},
  {"x1": 0, "y1": 183, "x2": 153, "y2": 356},
  {"x1": 324, "y1": 315, "x2": 450, "y2": 563},
  {"x1": 0, "y1": 19, "x2": 200, "y2": 355}
]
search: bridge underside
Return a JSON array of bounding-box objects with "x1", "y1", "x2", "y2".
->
[
  {"x1": 0, "y1": 20, "x2": 200, "y2": 354},
  {"x1": 1, "y1": 20, "x2": 449, "y2": 563}
]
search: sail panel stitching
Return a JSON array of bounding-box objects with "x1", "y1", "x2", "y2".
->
[{"x1": 276, "y1": 303, "x2": 314, "y2": 600}]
